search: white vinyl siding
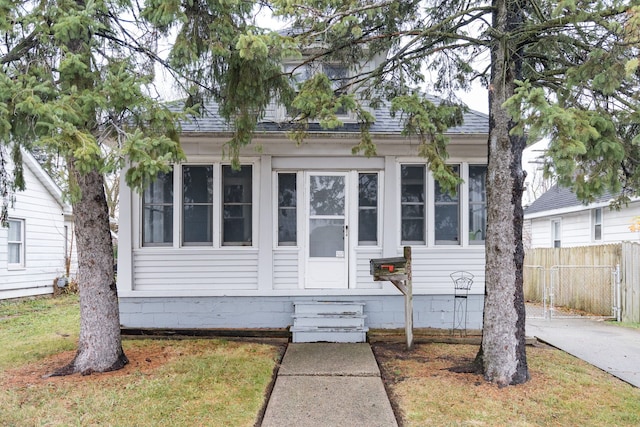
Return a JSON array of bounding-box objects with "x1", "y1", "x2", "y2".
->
[
  {"x1": 273, "y1": 250, "x2": 299, "y2": 290},
  {"x1": 1, "y1": 154, "x2": 68, "y2": 299},
  {"x1": 132, "y1": 250, "x2": 259, "y2": 291},
  {"x1": 410, "y1": 248, "x2": 485, "y2": 294},
  {"x1": 7, "y1": 219, "x2": 25, "y2": 268},
  {"x1": 527, "y1": 200, "x2": 640, "y2": 248},
  {"x1": 354, "y1": 247, "x2": 383, "y2": 289}
]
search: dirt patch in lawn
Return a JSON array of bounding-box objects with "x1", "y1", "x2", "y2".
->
[{"x1": 1, "y1": 345, "x2": 176, "y2": 388}]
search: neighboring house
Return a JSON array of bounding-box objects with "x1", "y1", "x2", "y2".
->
[
  {"x1": 117, "y1": 60, "x2": 490, "y2": 340},
  {"x1": 1, "y1": 149, "x2": 76, "y2": 300},
  {"x1": 524, "y1": 184, "x2": 640, "y2": 248}
]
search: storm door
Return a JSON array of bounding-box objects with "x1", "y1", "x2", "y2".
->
[{"x1": 305, "y1": 172, "x2": 349, "y2": 288}]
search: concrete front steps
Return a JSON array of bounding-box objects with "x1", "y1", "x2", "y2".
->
[{"x1": 291, "y1": 301, "x2": 368, "y2": 343}]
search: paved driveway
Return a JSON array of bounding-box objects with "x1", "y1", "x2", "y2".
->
[{"x1": 527, "y1": 317, "x2": 640, "y2": 388}]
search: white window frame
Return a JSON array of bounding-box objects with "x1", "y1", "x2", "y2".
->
[
  {"x1": 551, "y1": 219, "x2": 562, "y2": 248},
  {"x1": 140, "y1": 161, "x2": 258, "y2": 249},
  {"x1": 592, "y1": 207, "x2": 603, "y2": 241},
  {"x1": 433, "y1": 164, "x2": 461, "y2": 246},
  {"x1": 399, "y1": 164, "x2": 427, "y2": 245},
  {"x1": 356, "y1": 171, "x2": 381, "y2": 247},
  {"x1": 7, "y1": 218, "x2": 25, "y2": 269}
]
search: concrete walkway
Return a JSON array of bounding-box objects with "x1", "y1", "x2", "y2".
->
[
  {"x1": 527, "y1": 317, "x2": 640, "y2": 388},
  {"x1": 261, "y1": 343, "x2": 398, "y2": 427}
]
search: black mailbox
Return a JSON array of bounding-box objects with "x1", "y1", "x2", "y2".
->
[{"x1": 370, "y1": 257, "x2": 407, "y2": 278}]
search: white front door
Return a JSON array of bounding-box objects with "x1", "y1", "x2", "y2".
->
[{"x1": 305, "y1": 172, "x2": 349, "y2": 289}]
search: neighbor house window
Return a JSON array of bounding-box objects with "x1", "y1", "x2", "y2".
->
[
  {"x1": 469, "y1": 165, "x2": 487, "y2": 244},
  {"x1": 143, "y1": 169, "x2": 174, "y2": 246},
  {"x1": 552, "y1": 219, "x2": 561, "y2": 248},
  {"x1": 182, "y1": 165, "x2": 213, "y2": 245},
  {"x1": 358, "y1": 173, "x2": 378, "y2": 245},
  {"x1": 592, "y1": 208, "x2": 602, "y2": 241},
  {"x1": 277, "y1": 173, "x2": 297, "y2": 246},
  {"x1": 401, "y1": 165, "x2": 425, "y2": 244},
  {"x1": 223, "y1": 165, "x2": 252, "y2": 245},
  {"x1": 435, "y1": 165, "x2": 460, "y2": 244},
  {"x1": 7, "y1": 218, "x2": 25, "y2": 268}
]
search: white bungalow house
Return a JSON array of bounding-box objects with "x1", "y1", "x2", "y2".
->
[
  {"x1": 117, "y1": 61, "x2": 490, "y2": 340},
  {"x1": 524, "y1": 184, "x2": 640, "y2": 248},
  {"x1": 1, "y1": 149, "x2": 76, "y2": 300}
]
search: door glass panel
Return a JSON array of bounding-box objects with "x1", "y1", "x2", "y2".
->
[
  {"x1": 309, "y1": 176, "x2": 345, "y2": 216},
  {"x1": 309, "y1": 219, "x2": 344, "y2": 257},
  {"x1": 308, "y1": 174, "x2": 346, "y2": 258}
]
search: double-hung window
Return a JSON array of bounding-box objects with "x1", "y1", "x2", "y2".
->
[
  {"x1": 468, "y1": 165, "x2": 487, "y2": 244},
  {"x1": 222, "y1": 165, "x2": 253, "y2": 246},
  {"x1": 358, "y1": 173, "x2": 378, "y2": 245},
  {"x1": 7, "y1": 218, "x2": 25, "y2": 268},
  {"x1": 552, "y1": 219, "x2": 561, "y2": 248},
  {"x1": 401, "y1": 165, "x2": 426, "y2": 244},
  {"x1": 143, "y1": 169, "x2": 174, "y2": 246},
  {"x1": 182, "y1": 165, "x2": 213, "y2": 245},
  {"x1": 434, "y1": 165, "x2": 460, "y2": 244},
  {"x1": 592, "y1": 208, "x2": 602, "y2": 241},
  {"x1": 277, "y1": 173, "x2": 297, "y2": 246}
]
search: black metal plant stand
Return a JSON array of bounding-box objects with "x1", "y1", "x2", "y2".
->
[{"x1": 451, "y1": 271, "x2": 474, "y2": 336}]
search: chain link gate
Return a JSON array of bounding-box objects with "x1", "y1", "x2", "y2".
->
[
  {"x1": 550, "y1": 265, "x2": 621, "y2": 320},
  {"x1": 524, "y1": 265, "x2": 621, "y2": 320},
  {"x1": 524, "y1": 265, "x2": 546, "y2": 318}
]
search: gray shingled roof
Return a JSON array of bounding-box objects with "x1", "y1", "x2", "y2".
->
[
  {"x1": 175, "y1": 98, "x2": 489, "y2": 135},
  {"x1": 524, "y1": 184, "x2": 614, "y2": 215}
]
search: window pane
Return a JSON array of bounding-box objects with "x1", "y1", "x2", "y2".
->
[
  {"x1": 143, "y1": 170, "x2": 173, "y2": 245},
  {"x1": 358, "y1": 173, "x2": 378, "y2": 245},
  {"x1": 223, "y1": 206, "x2": 252, "y2": 244},
  {"x1": 223, "y1": 166, "x2": 252, "y2": 245},
  {"x1": 435, "y1": 165, "x2": 459, "y2": 243},
  {"x1": 309, "y1": 219, "x2": 344, "y2": 257},
  {"x1": 144, "y1": 170, "x2": 173, "y2": 204},
  {"x1": 435, "y1": 205, "x2": 460, "y2": 242},
  {"x1": 278, "y1": 208, "x2": 297, "y2": 245},
  {"x1": 143, "y1": 205, "x2": 173, "y2": 244},
  {"x1": 183, "y1": 205, "x2": 213, "y2": 243},
  {"x1": 8, "y1": 220, "x2": 21, "y2": 241},
  {"x1": 223, "y1": 166, "x2": 252, "y2": 203},
  {"x1": 469, "y1": 165, "x2": 487, "y2": 243},
  {"x1": 594, "y1": 224, "x2": 602, "y2": 240},
  {"x1": 401, "y1": 166, "x2": 424, "y2": 203},
  {"x1": 358, "y1": 209, "x2": 377, "y2": 244},
  {"x1": 278, "y1": 174, "x2": 297, "y2": 208},
  {"x1": 8, "y1": 243, "x2": 20, "y2": 264},
  {"x1": 402, "y1": 219, "x2": 424, "y2": 242},
  {"x1": 278, "y1": 174, "x2": 297, "y2": 245},
  {"x1": 401, "y1": 165, "x2": 425, "y2": 244},
  {"x1": 359, "y1": 174, "x2": 377, "y2": 206},
  {"x1": 183, "y1": 166, "x2": 213, "y2": 245},
  {"x1": 183, "y1": 166, "x2": 213, "y2": 203},
  {"x1": 309, "y1": 175, "x2": 345, "y2": 216}
]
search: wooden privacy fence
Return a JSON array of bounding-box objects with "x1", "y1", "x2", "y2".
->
[{"x1": 524, "y1": 243, "x2": 640, "y2": 322}]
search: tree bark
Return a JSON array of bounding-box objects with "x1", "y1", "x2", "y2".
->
[
  {"x1": 479, "y1": 0, "x2": 529, "y2": 386},
  {"x1": 52, "y1": 160, "x2": 128, "y2": 376}
]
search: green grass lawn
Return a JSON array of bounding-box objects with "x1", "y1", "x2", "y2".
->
[
  {"x1": 0, "y1": 295, "x2": 284, "y2": 426},
  {"x1": 4, "y1": 294, "x2": 640, "y2": 426}
]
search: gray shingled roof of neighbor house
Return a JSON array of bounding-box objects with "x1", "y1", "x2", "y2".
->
[
  {"x1": 524, "y1": 184, "x2": 615, "y2": 215},
  {"x1": 173, "y1": 98, "x2": 490, "y2": 135}
]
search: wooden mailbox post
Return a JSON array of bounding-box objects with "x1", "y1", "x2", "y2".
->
[{"x1": 370, "y1": 246, "x2": 413, "y2": 349}]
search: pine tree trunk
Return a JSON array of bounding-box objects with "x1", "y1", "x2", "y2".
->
[
  {"x1": 480, "y1": 0, "x2": 529, "y2": 386},
  {"x1": 53, "y1": 160, "x2": 128, "y2": 375}
]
